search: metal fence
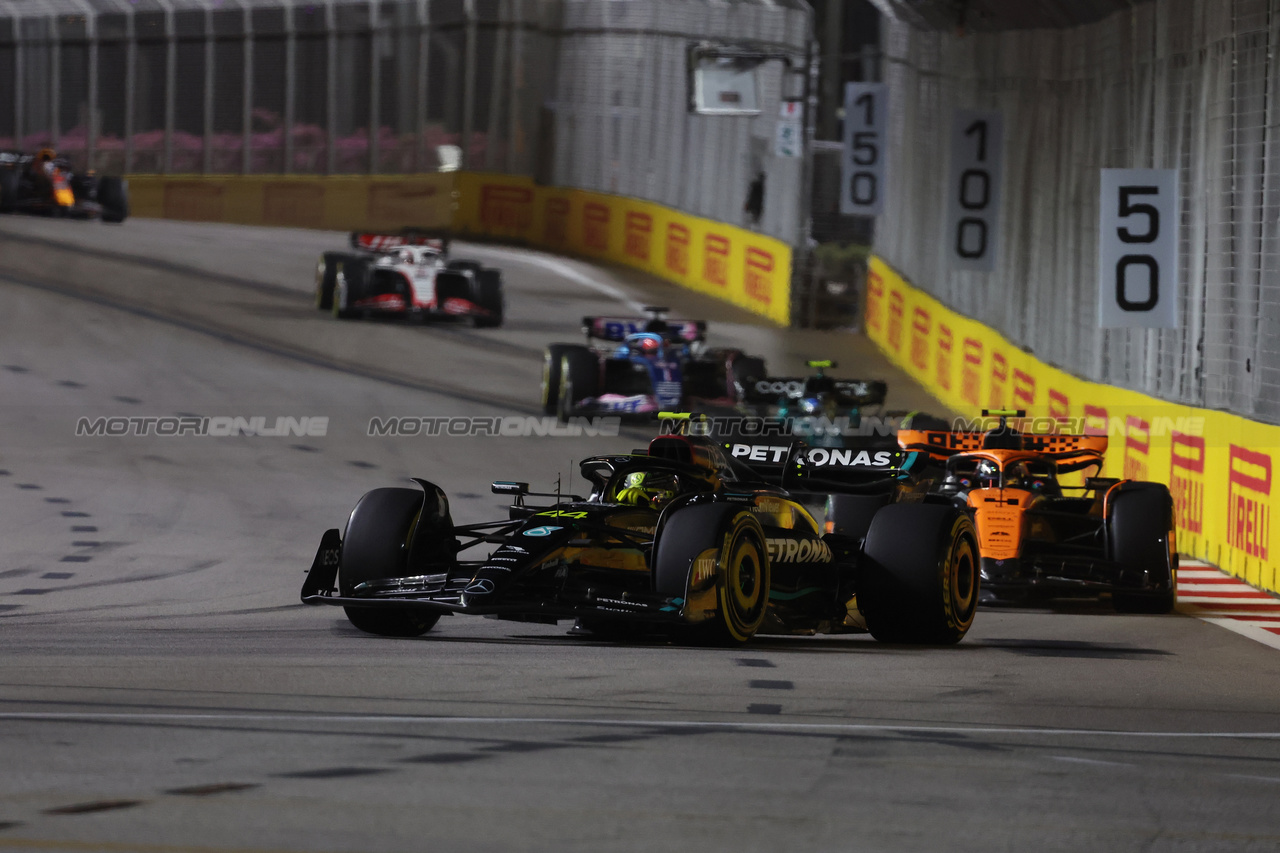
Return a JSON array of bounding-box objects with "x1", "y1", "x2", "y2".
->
[
  {"x1": 875, "y1": 0, "x2": 1280, "y2": 424},
  {"x1": 0, "y1": 0, "x2": 810, "y2": 243}
]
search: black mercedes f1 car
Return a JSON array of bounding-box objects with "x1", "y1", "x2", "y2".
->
[
  {"x1": 301, "y1": 421, "x2": 979, "y2": 644},
  {"x1": 0, "y1": 149, "x2": 129, "y2": 222}
]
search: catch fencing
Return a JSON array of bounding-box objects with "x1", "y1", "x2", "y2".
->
[
  {"x1": 875, "y1": 0, "x2": 1280, "y2": 425},
  {"x1": 0, "y1": 0, "x2": 810, "y2": 245}
]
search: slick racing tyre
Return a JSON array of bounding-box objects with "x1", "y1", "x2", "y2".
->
[
  {"x1": 859, "y1": 504, "x2": 978, "y2": 644},
  {"x1": 331, "y1": 263, "x2": 362, "y2": 319},
  {"x1": 472, "y1": 269, "x2": 504, "y2": 328},
  {"x1": 315, "y1": 252, "x2": 346, "y2": 310},
  {"x1": 0, "y1": 169, "x2": 20, "y2": 212},
  {"x1": 556, "y1": 348, "x2": 599, "y2": 423},
  {"x1": 339, "y1": 487, "x2": 442, "y2": 637},
  {"x1": 97, "y1": 176, "x2": 129, "y2": 223},
  {"x1": 728, "y1": 354, "x2": 768, "y2": 395},
  {"x1": 654, "y1": 504, "x2": 770, "y2": 645},
  {"x1": 542, "y1": 344, "x2": 591, "y2": 416},
  {"x1": 1108, "y1": 484, "x2": 1177, "y2": 614}
]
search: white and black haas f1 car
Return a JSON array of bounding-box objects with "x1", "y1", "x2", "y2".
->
[
  {"x1": 542, "y1": 307, "x2": 769, "y2": 421},
  {"x1": 0, "y1": 149, "x2": 129, "y2": 222},
  {"x1": 300, "y1": 426, "x2": 980, "y2": 645},
  {"x1": 314, "y1": 230, "x2": 504, "y2": 326}
]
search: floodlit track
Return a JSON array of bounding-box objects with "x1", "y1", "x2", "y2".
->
[{"x1": 1, "y1": 217, "x2": 1279, "y2": 853}]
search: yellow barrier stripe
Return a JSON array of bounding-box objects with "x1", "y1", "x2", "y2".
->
[{"x1": 125, "y1": 173, "x2": 791, "y2": 326}]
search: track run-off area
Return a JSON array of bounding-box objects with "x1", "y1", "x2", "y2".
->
[{"x1": 1, "y1": 217, "x2": 1279, "y2": 853}]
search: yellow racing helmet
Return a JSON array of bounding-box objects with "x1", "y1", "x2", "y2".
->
[{"x1": 614, "y1": 471, "x2": 676, "y2": 507}]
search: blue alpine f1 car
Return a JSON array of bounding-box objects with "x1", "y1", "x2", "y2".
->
[{"x1": 541, "y1": 307, "x2": 768, "y2": 421}]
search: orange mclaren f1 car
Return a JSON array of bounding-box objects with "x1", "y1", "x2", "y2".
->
[{"x1": 898, "y1": 410, "x2": 1176, "y2": 613}]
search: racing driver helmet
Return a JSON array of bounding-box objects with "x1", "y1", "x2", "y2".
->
[
  {"x1": 621, "y1": 333, "x2": 664, "y2": 359},
  {"x1": 614, "y1": 471, "x2": 677, "y2": 507}
]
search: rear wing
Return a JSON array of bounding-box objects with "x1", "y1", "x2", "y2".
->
[
  {"x1": 899, "y1": 428, "x2": 1108, "y2": 469},
  {"x1": 743, "y1": 377, "x2": 887, "y2": 408},
  {"x1": 583, "y1": 316, "x2": 706, "y2": 344},
  {"x1": 723, "y1": 440, "x2": 918, "y2": 494},
  {"x1": 350, "y1": 229, "x2": 449, "y2": 253}
]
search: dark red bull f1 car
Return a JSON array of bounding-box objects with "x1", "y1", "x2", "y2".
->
[{"x1": 0, "y1": 149, "x2": 129, "y2": 222}]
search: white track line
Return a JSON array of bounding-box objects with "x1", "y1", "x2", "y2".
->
[
  {"x1": 1179, "y1": 559, "x2": 1280, "y2": 651},
  {"x1": 0, "y1": 712, "x2": 1278, "y2": 739}
]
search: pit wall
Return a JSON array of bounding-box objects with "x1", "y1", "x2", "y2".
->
[
  {"x1": 868, "y1": 257, "x2": 1278, "y2": 596},
  {"x1": 126, "y1": 173, "x2": 792, "y2": 326}
]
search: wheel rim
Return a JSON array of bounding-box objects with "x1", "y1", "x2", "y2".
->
[
  {"x1": 949, "y1": 533, "x2": 978, "y2": 626},
  {"x1": 720, "y1": 524, "x2": 767, "y2": 640},
  {"x1": 730, "y1": 545, "x2": 760, "y2": 611}
]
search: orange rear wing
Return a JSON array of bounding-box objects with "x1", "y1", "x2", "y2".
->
[{"x1": 899, "y1": 429, "x2": 1108, "y2": 469}]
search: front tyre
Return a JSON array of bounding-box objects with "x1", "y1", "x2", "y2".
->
[
  {"x1": 332, "y1": 268, "x2": 357, "y2": 319},
  {"x1": 556, "y1": 348, "x2": 599, "y2": 423},
  {"x1": 338, "y1": 487, "x2": 441, "y2": 637},
  {"x1": 541, "y1": 344, "x2": 588, "y2": 416},
  {"x1": 653, "y1": 504, "x2": 770, "y2": 645},
  {"x1": 859, "y1": 504, "x2": 978, "y2": 644},
  {"x1": 706, "y1": 513, "x2": 770, "y2": 644},
  {"x1": 315, "y1": 252, "x2": 345, "y2": 310},
  {"x1": 0, "y1": 169, "x2": 18, "y2": 212},
  {"x1": 97, "y1": 176, "x2": 129, "y2": 223}
]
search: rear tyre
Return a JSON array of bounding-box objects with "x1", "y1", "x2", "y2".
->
[
  {"x1": 338, "y1": 487, "x2": 442, "y2": 637},
  {"x1": 859, "y1": 504, "x2": 978, "y2": 643},
  {"x1": 472, "y1": 269, "x2": 505, "y2": 328},
  {"x1": 729, "y1": 354, "x2": 768, "y2": 395},
  {"x1": 557, "y1": 348, "x2": 600, "y2": 423},
  {"x1": 1108, "y1": 485, "x2": 1177, "y2": 614},
  {"x1": 96, "y1": 176, "x2": 129, "y2": 223}
]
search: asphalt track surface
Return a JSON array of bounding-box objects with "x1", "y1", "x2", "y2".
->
[{"x1": 1, "y1": 216, "x2": 1279, "y2": 853}]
